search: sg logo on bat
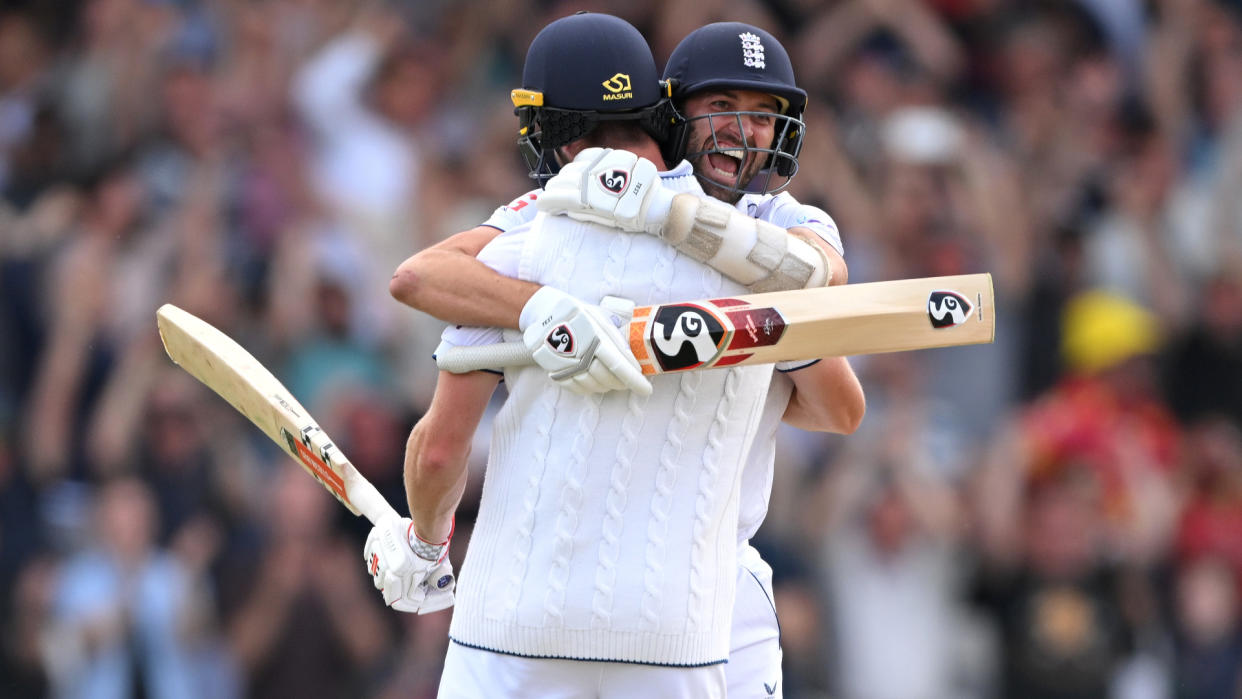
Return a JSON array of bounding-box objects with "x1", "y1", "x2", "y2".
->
[
  {"x1": 649, "y1": 304, "x2": 728, "y2": 371},
  {"x1": 927, "y1": 290, "x2": 973, "y2": 329},
  {"x1": 645, "y1": 300, "x2": 787, "y2": 373}
]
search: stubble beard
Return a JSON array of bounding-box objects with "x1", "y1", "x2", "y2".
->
[
  {"x1": 695, "y1": 164, "x2": 744, "y2": 204},
  {"x1": 692, "y1": 139, "x2": 764, "y2": 205}
]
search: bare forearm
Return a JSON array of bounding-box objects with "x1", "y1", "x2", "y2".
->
[
  {"x1": 783, "y1": 357, "x2": 865, "y2": 433},
  {"x1": 390, "y1": 226, "x2": 536, "y2": 329},
  {"x1": 882, "y1": 0, "x2": 964, "y2": 83},
  {"x1": 404, "y1": 371, "x2": 499, "y2": 542},
  {"x1": 796, "y1": 1, "x2": 879, "y2": 81},
  {"x1": 228, "y1": 586, "x2": 293, "y2": 669},
  {"x1": 404, "y1": 421, "x2": 469, "y2": 543}
]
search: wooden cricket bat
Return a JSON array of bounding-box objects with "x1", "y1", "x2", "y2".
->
[
  {"x1": 436, "y1": 273, "x2": 995, "y2": 375},
  {"x1": 156, "y1": 304, "x2": 397, "y2": 525}
]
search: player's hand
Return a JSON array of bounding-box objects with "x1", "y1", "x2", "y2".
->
[
  {"x1": 363, "y1": 514, "x2": 455, "y2": 614},
  {"x1": 537, "y1": 148, "x2": 675, "y2": 236},
  {"x1": 520, "y1": 286, "x2": 652, "y2": 397}
]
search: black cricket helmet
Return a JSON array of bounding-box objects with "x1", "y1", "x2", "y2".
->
[
  {"x1": 514, "y1": 13, "x2": 680, "y2": 184},
  {"x1": 664, "y1": 22, "x2": 807, "y2": 196}
]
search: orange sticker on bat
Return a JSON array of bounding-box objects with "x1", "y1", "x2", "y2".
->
[{"x1": 281, "y1": 426, "x2": 348, "y2": 503}]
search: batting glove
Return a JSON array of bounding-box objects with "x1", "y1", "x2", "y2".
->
[
  {"x1": 520, "y1": 286, "x2": 652, "y2": 397},
  {"x1": 363, "y1": 513, "x2": 455, "y2": 614},
  {"x1": 537, "y1": 148, "x2": 676, "y2": 236}
]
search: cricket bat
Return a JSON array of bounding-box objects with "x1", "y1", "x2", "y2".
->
[
  {"x1": 436, "y1": 273, "x2": 995, "y2": 375},
  {"x1": 156, "y1": 304, "x2": 397, "y2": 525}
]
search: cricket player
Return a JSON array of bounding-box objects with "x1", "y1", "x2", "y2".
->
[
  {"x1": 365, "y1": 13, "x2": 811, "y2": 697},
  {"x1": 368, "y1": 19, "x2": 865, "y2": 698}
]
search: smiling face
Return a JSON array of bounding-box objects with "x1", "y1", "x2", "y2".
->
[{"x1": 681, "y1": 89, "x2": 783, "y2": 202}]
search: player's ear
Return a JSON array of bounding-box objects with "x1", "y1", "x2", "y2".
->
[{"x1": 557, "y1": 142, "x2": 585, "y2": 164}]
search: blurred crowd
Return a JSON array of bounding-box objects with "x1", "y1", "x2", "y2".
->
[{"x1": 1, "y1": 0, "x2": 1241, "y2": 697}]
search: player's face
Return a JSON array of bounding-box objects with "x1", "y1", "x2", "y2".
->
[{"x1": 681, "y1": 89, "x2": 782, "y2": 200}]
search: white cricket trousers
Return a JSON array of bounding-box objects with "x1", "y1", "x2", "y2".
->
[
  {"x1": 437, "y1": 545, "x2": 781, "y2": 698},
  {"x1": 728, "y1": 543, "x2": 783, "y2": 698}
]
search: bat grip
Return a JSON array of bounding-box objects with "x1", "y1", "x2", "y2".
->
[
  {"x1": 436, "y1": 342, "x2": 532, "y2": 373},
  {"x1": 348, "y1": 474, "x2": 400, "y2": 525}
]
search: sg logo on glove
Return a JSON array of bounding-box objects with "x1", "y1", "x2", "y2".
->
[
  {"x1": 599, "y1": 170, "x2": 628, "y2": 194},
  {"x1": 546, "y1": 325, "x2": 575, "y2": 355}
]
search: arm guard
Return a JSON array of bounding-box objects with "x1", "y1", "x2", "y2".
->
[{"x1": 662, "y1": 193, "x2": 832, "y2": 293}]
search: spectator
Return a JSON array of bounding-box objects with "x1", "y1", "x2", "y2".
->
[
  {"x1": 220, "y1": 464, "x2": 390, "y2": 698},
  {"x1": 42, "y1": 477, "x2": 220, "y2": 699},
  {"x1": 973, "y1": 461, "x2": 1139, "y2": 699},
  {"x1": 1017, "y1": 291, "x2": 1181, "y2": 563},
  {"x1": 1172, "y1": 417, "x2": 1242, "y2": 589},
  {"x1": 1166, "y1": 272, "x2": 1242, "y2": 428},
  {"x1": 3, "y1": 1, "x2": 1242, "y2": 696},
  {"x1": 1171, "y1": 555, "x2": 1242, "y2": 698},
  {"x1": 806, "y1": 358, "x2": 972, "y2": 699}
]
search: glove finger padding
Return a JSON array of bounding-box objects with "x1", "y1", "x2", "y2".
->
[
  {"x1": 521, "y1": 287, "x2": 650, "y2": 396},
  {"x1": 559, "y1": 370, "x2": 610, "y2": 396},
  {"x1": 409, "y1": 560, "x2": 456, "y2": 614},
  {"x1": 363, "y1": 514, "x2": 455, "y2": 614},
  {"x1": 536, "y1": 148, "x2": 669, "y2": 234},
  {"x1": 592, "y1": 342, "x2": 649, "y2": 395},
  {"x1": 589, "y1": 296, "x2": 650, "y2": 396},
  {"x1": 538, "y1": 147, "x2": 613, "y2": 216}
]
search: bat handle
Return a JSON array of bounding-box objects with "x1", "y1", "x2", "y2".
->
[
  {"x1": 347, "y1": 472, "x2": 401, "y2": 525},
  {"x1": 436, "y1": 342, "x2": 532, "y2": 373}
]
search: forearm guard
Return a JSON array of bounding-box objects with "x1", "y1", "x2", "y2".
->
[{"x1": 661, "y1": 193, "x2": 831, "y2": 293}]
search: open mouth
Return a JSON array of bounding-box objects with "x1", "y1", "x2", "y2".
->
[{"x1": 705, "y1": 148, "x2": 745, "y2": 180}]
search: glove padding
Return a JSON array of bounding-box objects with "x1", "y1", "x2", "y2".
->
[
  {"x1": 520, "y1": 286, "x2": 652, "y2": 397},
  {"x1": 363, "y1": 514, "x2": 455, "y2": 614},
  {"x1": 537, "y1": 148, "x2": 675, "y2": 236}
]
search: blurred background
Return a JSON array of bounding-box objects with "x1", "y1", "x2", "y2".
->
[{"x1": 1, "y1": 0, "x2": 1241, "y2": 697}]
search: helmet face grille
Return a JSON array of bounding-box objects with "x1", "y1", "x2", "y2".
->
[
  {"x1": 678, "y1": 109, "x2": 804, "y2": 196},
  {"x1": 514, "y1": 14, "x2": 684, "y2": 185},
  {"x1": 516, "y1": 100, "x2": 682, "y2": 185},
  {"x1": 662, "y1": 22, "x2": 808, "y2": 194}
]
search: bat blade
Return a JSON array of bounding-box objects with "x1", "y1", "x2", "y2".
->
[
  {"x1": 436, "y1": 273, "x2": 996, "y2": 375},
  {"x1": 156, "y1": 304, "x2": 396, "y2": 525},
  {"x1": 633, "y1": 273, "x2": 996, "y2": 374}
]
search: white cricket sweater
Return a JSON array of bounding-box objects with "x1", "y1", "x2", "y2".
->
[
  {"x1": 479, "y1": 174, "x2": 845, "y2": 550},
  {"x1": 449, "y1": 167, "x2": 774, "y2": 667}
]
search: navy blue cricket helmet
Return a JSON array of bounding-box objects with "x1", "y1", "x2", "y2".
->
[
  {"x1": 514, "y1": 13, "x2": 680, "y2": 184},
  {"x1": 664, "y1": 22, "x2": 807, "y2": 195}
]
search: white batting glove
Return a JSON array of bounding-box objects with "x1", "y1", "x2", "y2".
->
[
  {"x1": 520, "y1": 286, "x2": 652, "y2": 397},
  {"x1": 363, "y1": 514, "x2": 455, "y2": 614},
  {"x1": 537, "y1": 148, "x2": 676, "y2": 236}
]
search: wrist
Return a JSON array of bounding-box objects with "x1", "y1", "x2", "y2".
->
[
  {"x1": 519, "y1": 286, "x2": 567, "y2": 331},
  {"x1": 408, "y1": 517, "x2": 454, "y2": 563}
]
